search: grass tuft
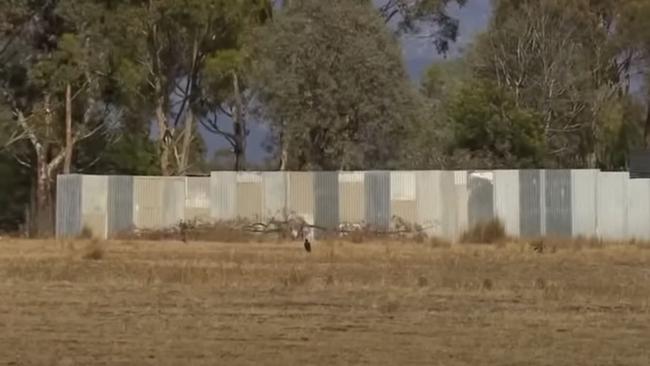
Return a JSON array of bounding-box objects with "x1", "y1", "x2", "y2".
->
[
  {"x1": 82, "y1": 240, "x2": 106, "y2": 261},
  {"x1": 460, "y1": 218, "x2": 507, "y2": 244}
]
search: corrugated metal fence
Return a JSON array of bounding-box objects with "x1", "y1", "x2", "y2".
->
[{"x1": 55, "y1": 170, "x2": 650, "y2": 241}]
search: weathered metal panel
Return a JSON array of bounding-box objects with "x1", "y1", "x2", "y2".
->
[
  {"x1": 263, "y1": 172, "x2": 287, "y2": 220},
  {"x1": 440, "y1": 171, "x2": 459, "y2": 240},
  {"x1": 545, "y1": 170, "x2": 572, "y2": 237},
  {"x1": 390, "y1": 171, "x2": 417, "y2": 225},
  {"x1": 107, "y1": 175, "x2": 134, "y2": 237},
  {"x1": 314, "y1": 171, "x2": 340, "y2": 230},
  {"x1": 339, "y1": 172, "x2": 365, "y2": 224},
  {"x1": 519, "y1": 170, "x2": 542, "y2": 237},
  {"x1": 133, "y1": 177, "x2": 164, "y2": 229},
  {"x1": 467, "y1": 171, "x2": 494, "y2": 228},
  {"x1": 627, "y1": 179, "x2": 650, "y2": 240},
  {"x1": 365, "y1": 171, "x2": 390, "y2": 230},
  {"x1": 210, "y1": 172, "x2": 237, "y2": 221},
  {"x1": 287, "y1": 172, "x2": 314, "y2": 224},
  {"x1": 236, "y1": 172, "x2": 264, "y2": 221},
  {"x1": 570, "y1": 170, "x2": 598, "y2": 237},
  {"x1": 596, "y1": 172, "x2": 628, "y2": 240},
  {"x1": 416, "y1": 171, "x2": 441, "y2": 236},
  {"x1": 185, "y1": 177, "x2": 210, "y2": 221},
  {"x1": 81, "y1": 175, "x2": 108, "y2": 239},
  {"x1": 162, "y1": 177, "x2": 185, "y2": 227},
  {"x1": 494, "y1": 170, "x2": 520, "y2": 237},
  {"x1": 454, "y1": 171, "x2": 470, "y2": 238},
  {"x1": 55, "y1": 174, "x2": 82, "y2": 238}
]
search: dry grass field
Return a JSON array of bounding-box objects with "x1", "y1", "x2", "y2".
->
[{"x1": 0, "y1": 237, "x2": 650, "y2": 365}]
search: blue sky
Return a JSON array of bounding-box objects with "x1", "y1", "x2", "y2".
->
[{"x1": 202, "y1": 0, "x2": 492, "y2": 164}]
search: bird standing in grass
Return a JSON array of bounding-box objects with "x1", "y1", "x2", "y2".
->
[{"x1": 304, "y1": 238, "x2": 311, "y2": 253}]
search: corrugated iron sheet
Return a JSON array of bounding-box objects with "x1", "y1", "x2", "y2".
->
[
  {"x1": 314, "y1": 171, "x2": 339, "y2": 230},
  {"x1": 56, "y1": 174, "x2": 82, "y2": 238},
  {"x1": 81, "y1": 175, "x2": 108, "y2": 239},
  {"x1": 519, "y1": 170, "x2": 542, "y2": 237},
  {"x1": 133, "y1": 177, "x2": 163, "y2": 229},
  {"x1": 237, "y1": 172, "x2": 264, "y2": 221},
  {"x1": 439, "y1": 171, "x2": 459, "y2": 239},
  {"x1": 162, "y1": 177, "x2": 185, "y2": 227},
  {"x1": 287, "y1": 172, "x2": 314, "y2": 224},
  {"x1": 263, "y1": 172, "x2": 287, "y2": 220},
  {"x1": 107, "y1": 175, "x2": 134, "y2": 237},
  {"x1": 570, "y1": 170, "x2": 597, "y2": 237},
  {"x1": 467, "y1": 171, "x2": 494, "y2": 229},
  {"x1": 454, "y1": 171, "x2": 470, "y2": 238},
  {"x1": 494, "y1": 170, "x2": 520, "y2": 237},
  {"x1": 627, "y1": 178, "x2": 650, "y2": 240},
  {"x1": 365, "y1": 171, "x2": 390, "y2": 230},
  {"x1": 339, "y1": 172, "x2": 365, "y2": 224},
  {"x1": 545, "y1": 170, "x2": 572, "y2": 237},
  {"x1": 597, "y1": 172, "x2": 628, "y2": 240},
  {"x1": 185, "y1": 177, "x2": 210, "y2": 221},
  {"x1": 390, "y1": 171, "x2": 417, "y2": 226},
  {"x1": 211, "y1": 172, "x2": 237, "y2": 221},
  {"x1": 416, "y1": 171, "x2": 441, "y2": 236}
]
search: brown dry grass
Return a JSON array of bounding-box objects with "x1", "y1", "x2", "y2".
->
[{"x1": 0, "y1": 239, "x2": 649, "y2": 365}]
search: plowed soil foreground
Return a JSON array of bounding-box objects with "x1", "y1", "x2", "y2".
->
[{"x1": 0, "y1": 239, "x2": 649, "y2": 365}]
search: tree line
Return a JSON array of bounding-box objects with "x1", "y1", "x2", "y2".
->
[{"x1": 1, "y1": 0, "x2": 649, "y2": 235}]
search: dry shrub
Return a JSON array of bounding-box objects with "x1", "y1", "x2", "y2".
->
[
  {"x1": 429, "y1": 236, "x2": 452, "y2": 249},
  {"x1": 460, "y1": 218, "x2": 507, "y2": 244},
  {"x1": 118, "y1": 220, "x2": 258, "y2": 243},
  {"x1": 377, "y1": 296, "x2": 401, "y2": 314},
  {"x1": 77, "y1": 226, "x2": 94, "y2": 239},
  {"x1": 82, "y1": 240, "x2": 105, "y2": 261},
  {"x1": 482, "y1": 278, "x2": 494, "y2": 290},
  {"x1": 281, "y1": 267, "x2": 310, "y2": 287}
]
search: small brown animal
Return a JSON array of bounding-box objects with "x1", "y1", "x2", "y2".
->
[{"x1": 304, "y1": 238, "x2": 311, "y2": 253}]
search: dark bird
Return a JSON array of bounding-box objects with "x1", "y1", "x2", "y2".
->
[{"x1": 304, "y1": 238, "x2": 311, "y2": 253}]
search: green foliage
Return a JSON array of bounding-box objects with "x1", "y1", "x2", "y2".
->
[
  {"x1": 251, "y1": 0, "x2": 426, "y2": 170},
  {"x1": 447, "y1": 80, "x2": 545, "y2": 168}
]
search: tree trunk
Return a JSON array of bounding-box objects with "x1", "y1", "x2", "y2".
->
[
  {"x1": 63, "y1": 83, "x2": 73, "y2": 174},
  {"x1": 156, "y1": 93, "x2": 172, "y2": 176},
  {"x1": 232, "y1": 72, "x2": 246, "y2": 171},
  {"x1": 179, "y1": 108, "x2": 194, "y2": 174},
  {"x1": 34, "y1": 145, "x2": 53, "y2": 237},
  {"x1": 643, "y1": 95, "x2": 650, "y2": 148},
  {"x1": 280, "y1": 138, "x2": 289, "y2": 171}
]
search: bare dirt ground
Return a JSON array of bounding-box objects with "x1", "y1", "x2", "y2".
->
[{"x1": 0, "y1": 238, "x2": 649, "y2": 365}]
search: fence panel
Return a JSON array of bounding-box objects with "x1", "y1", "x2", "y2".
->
[
  {"x1": 494, "y1": 170, "x2": 520, "y2": 237},
  {"x1": 416, "y1": 171, "x2": 441, "y2": 236},
  {"x1": 545, "y1": 170, "x2": 572, "y2": 237},
  {"x1": 596, "y1": 172, "x2": 628, "y2": 240},
  {"x1": 314, "y1": 171, "x2": 340, "y2": 230},
  {"x1": 185, "y1": 177, "x2": 210, "y2": 222},
  {"x1": 339, "y1": 172, "x2": 365, "y2": 224},
  {"x1": 81, "y1": 175, "x2": 108, "y2": 239},
  {"x1": 571, "y1": 170, "x2": 598, "y2": 237},
  {"x1": 56, "y1": 174, "x2": 82, "y2": 238},
  {"x1": 627, "y1": 178, "x2": 650, "y2": 240},
  {"x1": 365, "y1": 171, "x2": 390, "y2": 230},
  {"x1": 107, "y1": 176, "x2": 134, "y2": 237},
  {"x1": 263, "y1": 172, "x2": 287, "y2": 220},
  {"x1": 467, "y1": 171, "x2": 494, "y2": 229},
  {"x1": 236, "y1": 172, "x2": 264, "y2": 221},
  {"x1": 287, "y1": 172, "x2": 314, "y2": 224},
  {"x1": 519, "y1": 170, "x2": 542, "y2": 237},
  {"x1": 211, "y1": 172, "x2": 237, "y2": 221},
  {"x1": 390, "y1": 171, "x2": 417, "y2": 226}
]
